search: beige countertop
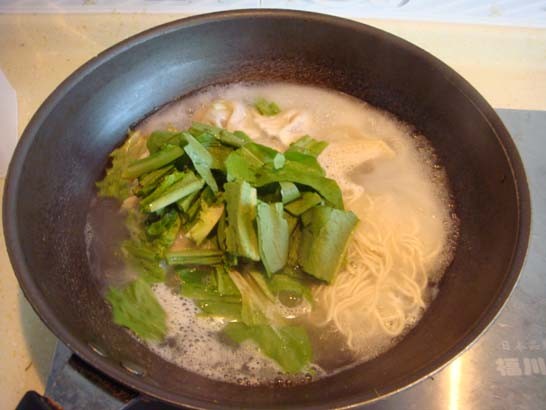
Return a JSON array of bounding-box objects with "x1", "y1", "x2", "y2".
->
[{"x1": 0, "y1": 13, "x2": 545, "y2": 409}]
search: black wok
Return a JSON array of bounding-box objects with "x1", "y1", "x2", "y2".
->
[{"x1": 3, "y1": 10, "x2": 530, "y2": 409}]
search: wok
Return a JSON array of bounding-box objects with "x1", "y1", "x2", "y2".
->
[{"x1": 4, "y1": 10, "x2": 530, "y2": 409}]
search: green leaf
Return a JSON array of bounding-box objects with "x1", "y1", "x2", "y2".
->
[
  {"x1": 147, "y1": 130, "x2": 186, "y2": 154},
  {"x1": 224, "y1": 323, "x2": 312, "y2": 374},
  {"x1": 166, "y1": 249, "x2": 224, "y2": 266},
  {"x1": 145, "y1": 208, "x2": 181, "y2": 254},
  {"x1": 284, "y1": 151, "x2": 324, "y2": 176},
  {"x1": 122, "y1": 240, "x2": 165, "y2": 283},
  {"x1": 215, "y1": 265, "x2": 240, "y2": 296},
  {"x1": 256, "y1": 202, "x2": 289, "y2": 275},
  {"x1": 182, "y1": 132, "x2": 219, "y2": 193},
  {"x1": 197, "y1": 300, "x2": 242, "y2": 321},
  {"x1": 187, "y1": 203, "x2": 225, "y2": 245},
  {"x1": 96, "y1": 131, "x2": 148, "y2": 201},
  {"x1": 279, "y1": 182, "x2": 300, "y2": 204},
  {"x1": 224, "y1": 181, "x2": 260, "y2": 261},
  {"x1": 135, "y1": 165, "x2": 174, "y2": 197},
  {"x1": 299, "y1": 206, "x2": 359, "y2": 283},
  {"x1": 286, "y1": 135, "x2": 328, "y2": 158},
  {"x1": 145, "y1": 172, "x2": 205, "y2": 213},
  {"x1": 254, "y1": 98, "x2": 281, "y2": 116},
  {"x1": 254, "y1": 160, "x2": 343, "y2": 209},
  {"x1": 106, "y1": 279, "x2": 166, "y2": 341},
  {"x1": 270, "y1": 274, "x2": 313, "y2": 303},
  {"x1": 285, "y1": 192, "x2": 324, "y2": 216},
  {"x1": 122, "y1": 144, "x2": 184, "y2": 179}
]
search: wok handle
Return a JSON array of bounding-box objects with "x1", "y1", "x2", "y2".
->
[{"x1": 16, "y1": 391, "x2": 57, "y2": 410}]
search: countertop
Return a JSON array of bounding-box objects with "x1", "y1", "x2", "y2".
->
[{"x1": 0, "y1": 14, "x2": 545, "y2": 409}]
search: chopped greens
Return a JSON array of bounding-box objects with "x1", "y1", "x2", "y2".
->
[
  {"x1": 97, "y1": 110, "x2": 359, "y2": 376},
  {"x1": 106, "y1": 279, "x2": 166, "y2": 341},
  {"x1": 254, "y1": 98, "x2": 281, "y2": 116},
  {"x1": 299, "y1": 206, "x2": 359, "y2": 283},
  {"x1": 123, "y1": 144, "x2": 184, "y2": 179},
  {"x1": 224, "y1": 181, "x2": 260, "y2": 261},
  {"x1": 224, "y1": 323, "x2": 312, "y2": 374},
  {"x1": 256, "y1": 202, "x2": 289, "y2": 275}
]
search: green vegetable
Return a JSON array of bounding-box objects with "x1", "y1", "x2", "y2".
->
[
  {"x1": 254, "y1": 160, "x2": 343, "y2": 209},
  {"x1": 182, "y1": 132, "x2": 219, "y2": 193},
  {"x1": 254, "y1": 98, "x2": 281, "y2": 116},
  {"x1": 106, "y1": 279, "x2": 166, "y2": 341},
  {"x1": 187, "y1": 203, "x2": 225, "y2": 245},
  {"x1": 299, "y1": 206, "x2": 359, "y2": 283},
  {"x1": 175, "y1": 188, "x2": 202, "y2": 213},
  {"x1": 279, "y1": 182, "x2": 300, "y2": 204},
  {"x1": 256, "y1": 202, "x2": 289, "y2": 275},
  {"x1": 224, "y1": 323, "x2": 312, "y2": 373},
  {"x1": 122, "y1": 240, "x2": 165, "y2": 283},
  {"x1": 228, "y1": 269, "x2": 282, "y2": 326},
  {"x1": 147, "y1": 130, "x2": 186, "y2": 154},
  {"x1": 285, "y1": 192, "x2": 323, "y2": 216},
  {"x1": 189, "y1": 122, "x2": 250, "y2": 148},
  {"x1": 135, "y1": 165, "x2": 174, "y2": 197},
  {"x1": 284, "y1": 151, "x2": 324, "y2": 176},
  {"x1": 270, "y1": 274, "x2": 312, "y2": 303},
  {"x1": 145, "y1": 208, "x2": 181, "y2": 254},
  {"x1": 145, "y1": 172, "x2": 205, "y2": 213},
  {"x1": 166, "y1": 249, "x2": 224, "y2": 266},
  {"x1": 197, "y1": 299, "x2": 242, "y2": 320},
  {"x1": 123, "y1": 144, "x2": 184, "y2": 179},
  {"x1": 287, "y1": 135, "x2": 328, "y2": 158},
  {"x1": 224, "y1": 181, "x2": 260, "y2": 261},
  {"x1": 96, "y1": 131, "x2": 147, "y2": 200},
  {"x1": 215, "y1": 265, "x2": 240, "y2": 296},
  {"x1": 207, "y1": 145, "x2": 233, "y2": 172}
]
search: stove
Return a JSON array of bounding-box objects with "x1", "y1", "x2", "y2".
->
[{"x1": 17, "y1": 108, "x2": 546, "y2": 410}]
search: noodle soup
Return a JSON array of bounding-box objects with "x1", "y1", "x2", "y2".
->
[{"x1": 88, "y1": 82, "x2": 458, "y2": 385}]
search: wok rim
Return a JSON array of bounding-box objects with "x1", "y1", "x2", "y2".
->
[{"x1": 3, "y1": 9, "x2": 531, "y2": 409}]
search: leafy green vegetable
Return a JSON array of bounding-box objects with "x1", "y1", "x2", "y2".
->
[
  {"x1": 122, "y1": 240, "x2": 165, "y2": 283},
  {"x1": 287, "y1": 135, "x2": 328, "y2": 158},
  {"x1": 145, "y1": 208, "x2": 181, "y2": 254},
  {"x1": 98, "y1": 113, "x2": 361, "y2": 375},
  {"x1": 182, "y1": 132, "x2": 219, "y2": 193},
  {"x1": 299, "y1": 206, "x2": 358, "y2": 283},
  {"x1": 147, "y1": 131, "x2": 186, "y2": 154},
  {"x1": 189, "y1": 122, "x2": 250, "y2": 148},
  {"x1": 215, "y1": 265, "x2": 240, "y2": 296},
  {"x1": 106, "y1": 279, "x2": 166, "y2": 341},
  {"x1": 224, "y1": 181, "x2": 260, "y2": 261},
  {"x1": 187, "y1": 203, "x2": 225, "y2": 245},
  {"x1": 123, "y1": 144, "x2": 184, "y2": 179},
  {"x1": 279, "y1": 182, "x2": 300, "y2": 204},
  {"x1": 254, "y1": 98, "x2": 281, "y2": 116},
  {"x1": 228, "y1": 269, "x2": 281, "y2": 326},
  {"x1": 285, "y1": 192, "x2": 323, "y2": 216},
  {"x1": 135, "y1": 165, "x2": 174, "y2": 197},
  {"x1": 224, "y1": 323, "x2": 312, "y2": 373},
  {"x1": 270, "y1": 274, "x2": 312, "y2": 303},
  {"x1": 166, "y1": 249, "x2": 224, "y2": 266},
  {"x1": 256, "y1": 202, "x2": 289, "y2": 275},
  {"x1": 175, "y1": 188, "x2": 202, "y2": 213},
  {"x1": 254, "y1": 160, "x2": 343, "y2": 209},
  {"x1": 145, "y1": 172, "x2": 205, "y2": 213},
  {"x1": 96, "y1": 131, "x2": 148, "y2": 201},
  {"x1": 284, "y1": 151, "x2": 325, "y2": 176},
  {"x1": 197, "y1": 299, "x2": 242, "y2": 320}
]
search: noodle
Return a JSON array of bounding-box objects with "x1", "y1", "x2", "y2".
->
[{"x1": 313, "y1": 192, "x2": 435, "y2": 350}]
